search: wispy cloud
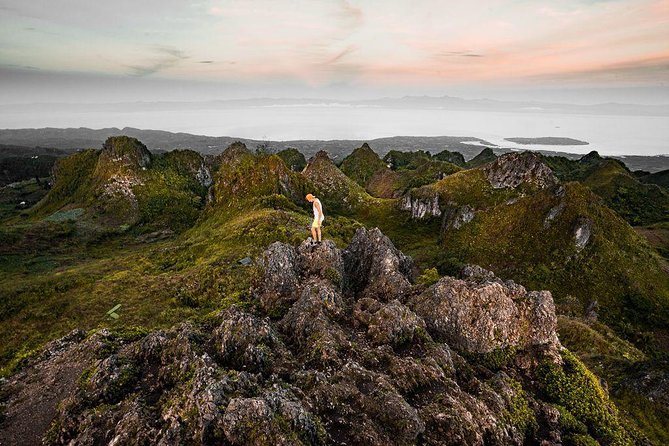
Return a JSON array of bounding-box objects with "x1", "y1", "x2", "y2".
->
[
  {"x1": 337, "y1": 0, "x2": 364, "y2": 29},
  {"x1": 435, "y1": 51, "x2": 485, "y2": 58},
  {"x1": 126, "y1": 46, "x2": 188, "y2": 77},
  {"x1": 324, "y1": 46, "x2": 358, "y2": 65}
]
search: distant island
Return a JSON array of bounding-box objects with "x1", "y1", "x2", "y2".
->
[{"x1": 505, "y1": 137, "x2": 589, "y2": 146}]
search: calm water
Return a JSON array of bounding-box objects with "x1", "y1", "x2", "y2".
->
[{"x1": 1, "y1": 105, "x2": 667, "y2": 156}]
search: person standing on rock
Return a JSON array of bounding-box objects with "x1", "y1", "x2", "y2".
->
[{"x1": 306, "y1": 193, "x2": 324, "y2": 243}]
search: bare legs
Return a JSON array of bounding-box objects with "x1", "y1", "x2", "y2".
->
[{"x1": 310, "y1": 226, "x2": 322, "y2": 242}]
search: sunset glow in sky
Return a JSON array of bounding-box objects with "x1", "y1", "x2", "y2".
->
[{"x1": 1, "y1": 0, "x2": 668, "y2": 102}]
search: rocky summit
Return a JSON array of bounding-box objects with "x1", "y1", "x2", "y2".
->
[
  {"x1": 0, "y1": 227, "x2": 637, "y2": 445},
  {"x1": 484, "y1": 152, "x2": 558, "y2": 190}
]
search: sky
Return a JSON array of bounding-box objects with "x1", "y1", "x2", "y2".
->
[{"x1": 0, "y1": 0, "x2": 668, "y2": 104}]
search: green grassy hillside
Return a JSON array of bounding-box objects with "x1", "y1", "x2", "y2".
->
[
  {"x1": 639, "y1": 169, "x2": 669, "y2": 189},
  {"x1": 433, "y1": 149, "x2": 466, "y2": 166},
  {"x1": 276, "y1": 147, "x2": 307, "y2": 172},
  {"x1": 544, "y1": 152, "x2": 669, "y2": 226},
  {"x1": 28, "y1": 137, "x2": 210, "y2": 232},
  {"x1": 466, "y1": 147, "x2": 497, "y2": 167},
  {"x1": 339, "y1": 146, "x2": 461, "y2": 199},
  {"x1": 339, "y1": 143, "x2": 387, "y2": 187}
]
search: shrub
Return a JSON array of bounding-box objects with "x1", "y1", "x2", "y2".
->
[{"x1": 417, "y1": 267, "x2": 440, "y2": 286}]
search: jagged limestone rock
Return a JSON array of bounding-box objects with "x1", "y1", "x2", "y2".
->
[
  {"x1": 574, "y1": 216, "x2": 593, "y2": 251},
  {"x1": 484, "y1": 152, "x2": 558, "y2": 190},
  {"x1": 400, "y1": 193, "x2": 442, "y2": 219},
  {"x1": 297, "y1": 239, "x2": 344, "y2": 288},
  {"x1": 343, "y1": 227, "x2": 413, "y2": 301},
  {"x1": 213, "y1": 307, "x2": 285, "y2": 374},
  {"x1": 410, "y1": 266, "x2": 560, "y2": 354},
  {"x1": 353, "y1": 298, "x2": 427, "y2": 347},
  {"x1": 258, "y1": 241, "x2": 301, "y2": 311},
  {"x1": 223, "y1": 389, "x2": 326, "y2": 446},
  {"x1": 543, "y1": 201, "x2": 565, "y2": 228},
  {"x1": 442, "y1": 204, "x2": 475, "y2": 230}
]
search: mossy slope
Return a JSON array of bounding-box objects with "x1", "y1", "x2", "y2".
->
[
  {"x1": 339, "y1": 143, "x2": 387, "y2": 187},
  {"x1": 32, "y1": 137, "x2": 209, "y2": 231},
  {"x1": 466, "y1": 147, "x2": 497, "y2": 167},
  {"x1": 544, "y1": 152, "x2": 669, "y2": 226},
  {"x1": 426, "y1": 174, "x2": 669, "y2": 334}
]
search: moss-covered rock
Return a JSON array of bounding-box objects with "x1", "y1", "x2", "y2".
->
[
  {"x1": 210, "y1": 143, "x2": 311, "y2": 214},
  {"x1": 544, "y1": 152, "x2": 669, "y2": 226},
  {"x1": 303, "y1": 151, "x2": 373, "y2": 214}
]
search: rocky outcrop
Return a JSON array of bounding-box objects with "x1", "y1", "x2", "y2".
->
[
  {"x1": 543, "y1": 201, "x2": 565, "y2": 228},
  {"x1": 219, "y1": 141, "x2": 253, "y2": 166},
  {"x1": 574, "y1": 216, "x2": 593, "y2": 251},
  {"x1": 303, "y1": 151, "x2": 369, "y2": 212},
  {"x1": 343, "y1": 227, "x2": 413, "y2": 301},
  {"x1": 353, "y1": 298, "x2": 426, "y2": 347},
  {"x1": 400, "y1": 193, "x2": 441, "y2": 219},
  {"x1": 484, "y1": 152, "x2": 558, "y2": 190},
  {"x1": 210, "y1": 142, "x2": 307, "y2": 207},
  {"x1": 97, "y1": 136, "x2": 152, "y2": 174},
  {"x1": 2, "y1": 228, "x2": 632, "y2": 446},
  {"x1": 411, "y1": 265, "x2": 560, "y2": 353},
  {"x1": 441, "y1": 204, "x2": 475, "y2": 230}
]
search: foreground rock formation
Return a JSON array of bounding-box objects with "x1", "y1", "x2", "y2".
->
[{"x1": 0, "y1": 228, "x2": 639, "y2": 445}]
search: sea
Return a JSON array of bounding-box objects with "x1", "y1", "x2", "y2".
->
[{"x1": 1, "y1": 104, "x2": 667, "y2": 156}]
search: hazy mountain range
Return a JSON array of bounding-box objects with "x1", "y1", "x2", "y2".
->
[{"x1": 5, "y1": 95, "x2": 669, "y2": 116}]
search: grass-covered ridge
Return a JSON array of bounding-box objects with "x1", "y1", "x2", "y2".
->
[
  {"x1": 339, "y1": 143, "x2": 388, "y2": 187},
  {"x1": 543, "y1": 151, "x2": 669, "y2": 226},
  {"x1": 432, "y1": 178, "x2": 669, "y2": 335}
]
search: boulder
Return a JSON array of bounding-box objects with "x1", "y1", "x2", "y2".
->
[
  {"x1": 223, "y1": 389, "x2": 325, "y2": 446},
  {"x1": 279, "y1": 279, "x2": 348, "y2": 366},
  {"x1": 353, "y1": 298, "x2": 426, "y2": 347},
  {"x1": 213, "y1": 307, "x2": 285, "y2": 374},
  {"x1": 309, "y1": 361, "x2": 425, "y2": 446},
  {"x1": 410, "y1": 266, "x2": 559, "y2": 353},
  {"x1": 442, "y1": 204, "x2": 475, "y2": 231},
  {"x1": 574, "y1": 216, "x2": 593, "y2": 251},
  {"x1": 258, "y1": 241, "x2": 301, "y2": 311},
  {"x1": 343, "y1": 227, "x2": 413, "y2": 301},
  {"x1": 297, "y1": 239, "x2": 344, "y2": 288}
]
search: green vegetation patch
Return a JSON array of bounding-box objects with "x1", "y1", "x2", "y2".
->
[
  {"x1": 537, "y1": 349, "x2": 635, "y2": 445},
  {"x1": 276, "y1": 148, "x2": 307, "y2": 172},
  {"x1": 339, "y1": 144, "x2": 387, "y2": 187}
]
